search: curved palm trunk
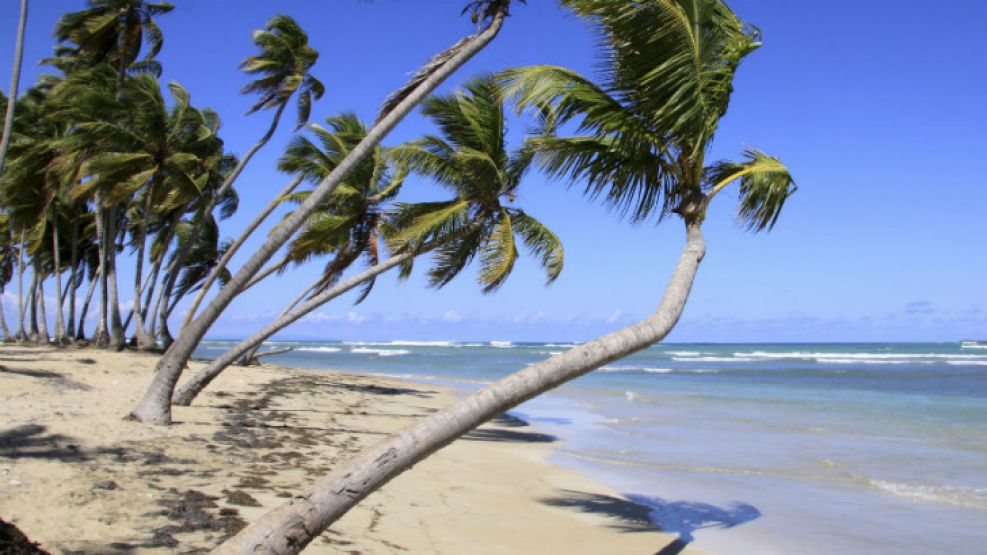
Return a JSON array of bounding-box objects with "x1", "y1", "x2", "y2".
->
[
  {"x1": 132, "y1": 185, "x2": 155, "y2": 349},
  {"x1": 27, "y1": 269, "x2": 38, "y2": 342},
  {"x1": 106, "y1": 208, "x2": 125, "y2": 348},
  {"x1": 0, "y1": 286, "x2": 11, "y2": 341},
  {"x1": 182, "y1": 176, "x2": 303, "y2": 332},
  {"x1": 76, "y1": 271, "x2": 98, "y2": 341},
  {"x1": 161, "y1": 102, "x2": 288, "y2": 323},
  {"x1": 237, "y1": 255, "x2": 289, "y2": 294},
  {"x1": 215, "y1": 222, "x2": 706, "y2": 554},
  {"x1": 51, "y1": 209, "x2": 68, "y2": 345},
  {"x1": 0, "y1": 0, "x2": 28, "y2": 176},
  {"x1": 15, "y1": 228, "x2": 26, "y2": 340},
  {"x1": 93, "y1": 201, "x2": 109, "y2": 347},
  {"x1": 173, "y1": 250, "x2": 417, "y2": 406},
  {"x1": 35, "y1": 278, "x2": 49, "y2": 344},
  {"x1": 65, "y1": 218, "x2": 79, "y2": 339},
  {"x1": 131, "y1": 8, "x2": 509, "y2": 425},
  {"x1": 147, "y1": 212, "x2": 181, "y2": 342},
  {"x1": 233, "y1": 277, "x2": 317, "y2": 367}
]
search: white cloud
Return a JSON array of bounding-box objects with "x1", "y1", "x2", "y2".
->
[
  {"x1": 606, "y1": 310, "x2": 624, "y2": 323},
  {"x1": 442, "y1": 309, "x2": 463, "y2": 323},
  {"x1": 346, "y1": 311, "x2": 368, "y2": 324}
]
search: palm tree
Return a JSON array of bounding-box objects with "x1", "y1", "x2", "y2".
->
[
  {"x1": 75, "y1": 76, "x2": 220, "y2": 348},
  {"x1": 0, "y1": 0, "x2": 29, "y2": 178},
  {"x1": 131, "y1": 0, "x2": 515, "y2": 425},
  {"x1": 49, "y1": 0, "x2": 174, "y2": 79},
  {"x1": 0, "y1": 214, "x2": 16, "y2": 341},
  {"x1": 164, "y1": 15, "x2": 324, "y2": 330},
  {"x1": 172, "y1": 76, "x2": 564, "y2": 409},
  {"x1": 229, "y1": 114, "x2": 404, "y2": 365},
  {"x1": 215, "y1": 1, "x2": 796, "y2": 551}
]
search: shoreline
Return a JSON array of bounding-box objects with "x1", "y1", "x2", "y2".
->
[{"x1": 0, "y1": 346, "x2": 703, "y2": 554}]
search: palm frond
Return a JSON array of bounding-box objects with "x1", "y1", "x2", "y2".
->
[
  {"x1": 507, "y1": 208, "x2": 564, "y2": 284},
  {"x1": 706, "y1": 149, "x2": 795, "y2": 231}
]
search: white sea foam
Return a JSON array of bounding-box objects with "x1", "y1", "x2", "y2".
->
[
  {"x1": 490, "y1": 341, "x2": 514, "y2": 348},
  {"x1": 666, "y1": 350, "x2": 702, "y2": 356},
  {"x1": 295, "y1": 346, "x2": 342, "y2": 353},
  {"x1": 624, "y1": 391, "x2": 643, "y2": 402},
  {"x1": 387, "y1": 340, "x2": 456, "y2": 347},
  {"x1": 350, "y1": 347, "x2": 411, "y2": 357},
  {"x1": 601, "y1": 366, "x2": 675, "y2": 374},
  {"x1": 869, "y1": 480, "x2": 987, "y2": 509},
  {"x1": 545, "y1": 343, "x2": 577, "y2": 348},
  {"x1": 946, "y1": 360, "x2": 987, "y2": 366},
  {"x1": 672, "y1": 356, "x2": 763, "y2": 362},
  {"x1": 734, "y1": 351, "x2": 987, "y2": 360}
]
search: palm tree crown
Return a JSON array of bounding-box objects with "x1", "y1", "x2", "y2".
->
[
  {"x1": 276, "y1": 113, "x2": 406, "y2": 300},
  {"x1": 390, "y1": 74, "x2": 564, "y2": 293},
  {"x1": 241, "y1": 14, "x2": 325, "y2": 128},
  {"x1": 502, "y1": 0, "x2": 795, "y2": 228},
  {"x1": 51, "y1": 0, "x2": 175, "y2": 76}
]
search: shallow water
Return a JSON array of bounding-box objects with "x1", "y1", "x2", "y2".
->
[{"x1": 194, "y1": 340, "x2": 987, "y2": 554}]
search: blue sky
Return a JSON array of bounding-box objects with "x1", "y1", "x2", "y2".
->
[{"x1": 2, "y1": 0, "x2": 985, "y2": 342}]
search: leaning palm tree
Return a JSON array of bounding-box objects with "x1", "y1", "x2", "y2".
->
[
  {"x1": 0, "y1": 0, "x2": 29, "y2": 178},
  {"x1": 165, "y1": 15, "x2": 324, "y2": 330},
  {"x1": 172, "y1": 76, "x2": 563, "y2": 406},
  {"x1": 214, "y1": 1, "x2": 796, "y2": 551},
  {"x1": 131, "y1": 0, "x2": 516, "y2": 425},
  {"x1": 227, "y1": 113, "x2": 404, "y2": 366}
]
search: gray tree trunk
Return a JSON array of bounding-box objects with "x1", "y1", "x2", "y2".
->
[
  {"x1": 27, "y1": 269, "x2": 38, "y2": 342},
  {"x1": 76, "y1": 270, "x2": 98, "y2": 341},
  {"x1": 51, "y1": 208, "x2": 68, "y2": 345},
  {"x1": 213, "y1": 221, "x2": 706, "y2": 554},
  {"x1": 233, "y1": 276, "x2": 317, "y2": 366},
  {"x1": 173, "y1": 250, "x2": 416, "y2": 405},
  {"x1": 0, "y1": 0, "x2": 27, "y2": 177},
  {"x1": 66, "y1": 218, "x2": 79, "y2": 339},
  {"x1": 35, "y1": 276, "x2": 49, "y2": 345},
  {"x1": 15, "y1": 228, "x2": 26, "y2": 340},
  {"x1": 132, "y1": 184, "x2": 155, "y2": 348},
  {"x1": 160, "y1": 102, "x2": 288, "y2": 329},
  {"x1": 181, "y1": 174, "x2": 303, "y2": 332},
  {"x1": 0, "y1": 286, "x2": 11, "y2": 341},
  {"x1": 93, "y1": 200, "x2": 109, "y2": 347},
  {"x1": 106, "y1": 208, "x2": 125, "y2": 348},
  {"x1": 131, "y1": 8, "x2": 510, "y2": 424}
]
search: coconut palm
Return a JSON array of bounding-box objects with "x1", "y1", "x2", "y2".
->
[
  {"x1": 215, "y1": 1, "x2": 795, "y2": 551},
  {"x1": 151, "y1": 136, "x2": 238, "y2": 348},
  {"x1": 0, "y1": 0, "x2": 28, "y2": 178},
  {"x1": 132, "y1": 1, "x2": 514, "y2": 425},
  {"x1": 76, "y1": 76, "x2": 221, "y2": 348},
  {"x1": 49, "y1": 0, "x2": 174, "y2": 78},
  {"x1": 172, "y1": 76, "x2": 563, "y2": 407},
  {"x1": 164, "y1": 14, "x2": 324, "y2": 334}
]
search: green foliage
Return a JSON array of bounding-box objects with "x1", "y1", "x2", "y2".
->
[
  {"x1": 49, "y1": 0, "x2": 175, "y2": 77},
  {"x1": 389, "y1": 74, "x2": 564, "y2": 293},
  {"x1": 241, "y1": 14, "x2": 324, "y2": 128},
  {"x1": 502, "y1": 0, "x2": 794, "y2": 228},
  {"x1": 274, "y1": 114, "x2": 403, "y2": 302}
]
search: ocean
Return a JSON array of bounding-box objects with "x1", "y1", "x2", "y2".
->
[{"x1": 193, "y1": 340, "x2": 987, "y2": 554}]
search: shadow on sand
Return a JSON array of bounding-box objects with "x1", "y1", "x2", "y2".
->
[
  {"x1": 0, "y1": 424, "x2": 90, "y2": 462},
  {"x1": 542, "y1": 490, "x2": 760, "y2": 554}
]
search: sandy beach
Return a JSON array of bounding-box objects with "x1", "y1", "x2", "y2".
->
[{"x1": 0, "y1": 346, "x2": 701, "y2": 554}]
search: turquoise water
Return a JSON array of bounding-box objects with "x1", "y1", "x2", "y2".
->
[{"x1": 194, "y1": 340, "x2": 987, "y2": 554}]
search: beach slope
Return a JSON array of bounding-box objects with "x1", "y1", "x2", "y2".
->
[{"x1": 0, "y1": 347, "x2": 702, "y2": 554}]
